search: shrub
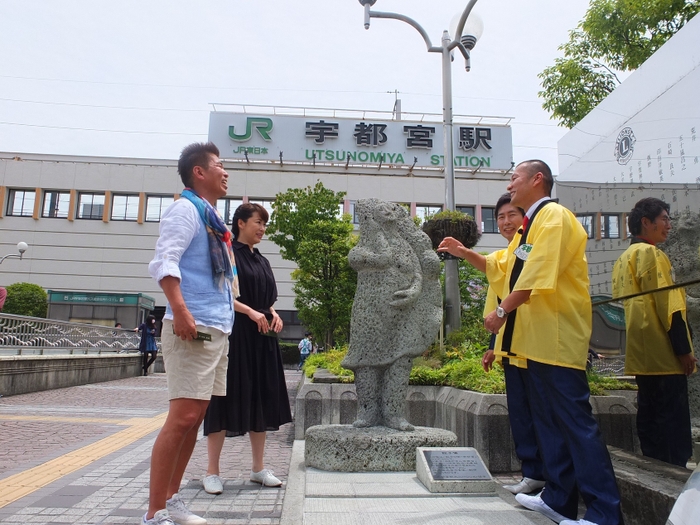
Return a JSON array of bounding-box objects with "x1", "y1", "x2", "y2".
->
[
  {"x1": 422, "y1": 210, "x2": 481, "y2": 250},
  {"x1": 3, "y1": 282, "x2": 48, "y2": 318},
  {"x1": 302, "y1": 343, "x2": 635, "y2": 396},
  {"x1": 279, "y1": 342, "x2": 299, "y2": 365}
]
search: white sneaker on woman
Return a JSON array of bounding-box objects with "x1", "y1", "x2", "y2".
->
[
  {"x1": 203, "y1": 474, "x2": 224, "y2": 495},
  {"x1": 250, "y1": 469, "x2": 282, "y2": 487}
]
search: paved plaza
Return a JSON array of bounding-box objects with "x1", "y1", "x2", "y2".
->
[{"x1": 0, "y1": 371, "x2": 553, "y2": 524}]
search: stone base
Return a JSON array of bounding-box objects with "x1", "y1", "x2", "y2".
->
[{"x1": 304, "y1": 424, "x2": 457, "y2": 472}]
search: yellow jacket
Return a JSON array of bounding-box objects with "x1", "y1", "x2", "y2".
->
[
  {"x1": 486, "y1": 203, "x2": 591, "y2": 370},
  {"x1": 612, "y1": 240, "x2": 694, "y2": 375},
  {"x1": 484, "y1": 249, "x2": 527, "y2": 369}
]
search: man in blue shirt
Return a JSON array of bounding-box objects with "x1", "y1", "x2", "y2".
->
[{"x1": 143, "y1": 142, "x2": 235, "y2": 525}]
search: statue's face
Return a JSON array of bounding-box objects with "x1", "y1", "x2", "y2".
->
[{"x1": 375, "y1": 201, "x2": 402, "y2": 223}]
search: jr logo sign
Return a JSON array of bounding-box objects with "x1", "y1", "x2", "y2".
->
[{"x1": 228, "y1": 117, "x2": 273, "y2": 142}]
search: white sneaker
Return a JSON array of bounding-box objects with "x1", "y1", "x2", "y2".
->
[
  {"x1": 515, "y1": 493, "x2": 567, "y2": 523},
  {"x1": 560, "y1": 520, "x2": 600, "y2": 525},
  {"x1": 250, "y1": 468, "x2": 282, "y2": 487},
  {"x1": 142, "y1": 509, "x2": 175, "y2": 525},
  {"x1": 165, "y1": 493, "x2": 206, "y2": 525},
  {"x1": 203, "y1": 474, "x2": 223, "y2": 495},
  {"x1": 503, "y1": 477, "x2": 547, "y2": 494}
]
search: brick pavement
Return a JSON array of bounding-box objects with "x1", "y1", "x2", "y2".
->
[{"x1": 0, "y1": 370, "x2": 301, "y2": 525}]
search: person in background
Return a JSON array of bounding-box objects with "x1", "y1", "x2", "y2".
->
[
  {"x1": 137, "y1": 315, "x2": 158, "y2": 376},
  {"x1": 298, "y1": 332, "x2": 313, "y2": 370},
  {"x1": 612, "y1": 197, "x2": 697, "y2": 467},
  {"x1": 144, "y1": 142, "x2": 235, "y2": 525},
  {"x1": 438, "y1": 192, "x2": 545, "y2": 495},
  {"x1": 202, "y1": 203, "x2": 292, "y2": 495}
]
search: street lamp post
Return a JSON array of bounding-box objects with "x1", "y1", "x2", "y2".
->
[
  {"x1": 358, "y1": 0, "x2": 482, "y2": 334},
  {"x1": 0, "y1": 242, "x2": 28, "y2": 265}
]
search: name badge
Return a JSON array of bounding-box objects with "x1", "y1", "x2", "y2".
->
[{"x1": 514, "y1": 243, "x2": 533, "y2": 261}]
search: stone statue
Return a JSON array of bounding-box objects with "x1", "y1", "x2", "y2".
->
[{"x1": 342, "y1": 199, "x2": 442, "y2": 430}]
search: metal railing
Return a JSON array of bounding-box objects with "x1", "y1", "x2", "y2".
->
[
  {"x1": 0, "y1": 313, "x2": 153, "y2": 356},
  {"x1": 590, "y1": 355, "x2": 627, "y2": 376}
]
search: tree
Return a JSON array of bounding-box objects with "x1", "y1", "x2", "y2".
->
[
  {"x1": 539, "y1": 0, "x2": 700, "y2": 128},
  {"x1": 3, "y1": 282, "x2": 48, "y2": 318},
  {"x1": 268, "y1": 182, "x2": 357, "y2": 348}
]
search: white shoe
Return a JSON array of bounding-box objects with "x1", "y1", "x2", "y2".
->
[
  {"x1": 560, "y1": 520, "x2": 600, "y2": 525},
  {"x1": 142, "y1": 509, "x2": 175, "y2": 525},
  {"x1": 250, "y1": 468, "x2": 282, "y2": 487},
  {"x1": 515, "y1": 493, "x2": 567, "y2": 523},
  {"x1": 202, "y1": 474, "x2": 223, "y2": 495},
  {"x1": 165, "y1": 493, "x2": 206, "y2": 525},
  {"x1": 503, "y1": 477, "x2": 546, "y2": 494}
]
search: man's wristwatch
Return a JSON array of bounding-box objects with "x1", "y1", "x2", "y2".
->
[{"x1": 496, "y1": 306, "x2": 508, "y2": 319}]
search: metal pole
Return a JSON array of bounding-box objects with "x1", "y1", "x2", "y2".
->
[{"x1": 442, "y1": 31, "x2": 461, "y2": 334}]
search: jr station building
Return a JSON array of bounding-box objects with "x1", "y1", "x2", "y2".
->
[{"x1": 0, "y1": 106, "x2": 514, "y2": 339}]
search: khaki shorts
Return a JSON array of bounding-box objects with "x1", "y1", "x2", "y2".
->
[{"x1": 160, "y1": 319, "x2": 229, "y2": 400}]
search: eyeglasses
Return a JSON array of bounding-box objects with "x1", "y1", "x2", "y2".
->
[{"x1": 655, "y1": 216, "x2": 671, "y2": 224}]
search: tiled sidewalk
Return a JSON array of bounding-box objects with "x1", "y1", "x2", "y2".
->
[{"x1": 0, "y1": 371, "x2": 301, "y2": 525}]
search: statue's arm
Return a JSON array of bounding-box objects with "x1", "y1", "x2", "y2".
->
[{"x1": 390, "y1": 269, "x2": 422, "y2": 307}]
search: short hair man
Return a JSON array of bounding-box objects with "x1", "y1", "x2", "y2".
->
[
  {"x1": 612, "y1": 197, "x2": 696, "y2": 467},
  {"x1": 143, "y1": 142, "x2": 236, "y2": 525},
  {"x1": 484, "y1": 160, "x2": 623, "y2": 525}
]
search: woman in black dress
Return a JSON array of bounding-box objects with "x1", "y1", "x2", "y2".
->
[{"x1": 202, "y1": 203, "x2": 292, "y2": 493}]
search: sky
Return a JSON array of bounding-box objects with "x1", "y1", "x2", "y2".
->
[{"x1": 0, "y1": 0, "x2": 593, "y2": 173}]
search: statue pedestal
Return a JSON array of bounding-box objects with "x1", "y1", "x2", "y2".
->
[{"x1": 305, "y1": 424, "x2": 457, "y2": 472}]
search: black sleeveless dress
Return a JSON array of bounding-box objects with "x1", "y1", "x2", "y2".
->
[{"x1": 203, "y1": 241, "x2": 292, "y2": 436}]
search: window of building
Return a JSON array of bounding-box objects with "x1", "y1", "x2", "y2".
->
[
  {"x1": 111, "y1": 194, "x2": 139, "y2": 221},
  {"x1": 348, "y1": 201, "x2": 360, "y2": 226},
  {"x1": 577, "y1": 214, "x2": 595, "y2": 239},
  {"x1": 6, "y1": 189, "x2": 35, "y2": 217},
  {"x1": 601, "y1": 214, "x2": 620, "y2": 239},
  {"x1": 456, "y1": 205, "x2": 475, "y2": 219},
  {"x1": 77, "y1": 193, "x2": 105, "y2": 220},
  {"x1": 42, "y1": 190, "x2": 71, "y2": 218},
  {"x1": 248, "y1": 199, "x2": 274, "y2": 218},
  {"x1": 145, "y1": 195, "x2": 174, "y2": 222},
  {"x1": 415, "y1": 204, "x2": 443, "y2": 222},
  {"x1": 216, "y1": 198, "x2": 243, "y2": 225},
  {"x1": 481, "y1": 206, "x2": 497, "y2": 233}
]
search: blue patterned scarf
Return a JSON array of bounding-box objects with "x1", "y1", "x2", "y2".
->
[{"x1": 180, "y1": 189, "x2": 240, "y2": 297}]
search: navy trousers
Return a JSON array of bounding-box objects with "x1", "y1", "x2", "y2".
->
[
  {"x1": 503, "y1": 359, "x2": 544, "y2": 481},
  {"x1": 526, "y1": 360, "x2": 623, "y2": 525},
  {"x1": 636, "y1": 374, "x2": 692, "y2": 467}
]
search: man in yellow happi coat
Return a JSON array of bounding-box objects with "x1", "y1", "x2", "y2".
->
[
  {"x1": 483, "y1": 160, "x2": 622, "y2": 525},
  {"x1": 613, "y1": 197, "x2": 696, "y2": 467}
]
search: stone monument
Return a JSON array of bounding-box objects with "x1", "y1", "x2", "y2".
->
[{"x1": 305, "y1": 199, "x2": 457, "y2": 472}]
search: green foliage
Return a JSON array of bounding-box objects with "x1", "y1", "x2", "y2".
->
[
  {"x1": 422, "y1": 211, "x2": 481, "y2": 250},
  {"x1": 587, "y1": 369, "x2": 637, "y2": 396},
  {"x1": 427, "y1": 210, "x2": 471, "y2": 222},
  {"x1": 279, "y1": 342, "x2": 300, "y2": 366},
  {"x1": 305, "y1": 344, "x2": 635, "y2": 396},
  {"x1": 3, "y1": 282, "x2": 48, "y2": 318},
  {"x1": 302, "y1": 347, "x2": 354, "y2": 382},
  {"x1": 456, "y1": 257, "x2": 491, "y2": 348},
  {"x1": 539, "y1": 0, "x2": 700, "y2": 128},
  {"x1": 268, "y1": 182, "x2": 358, "y2": 348}
]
